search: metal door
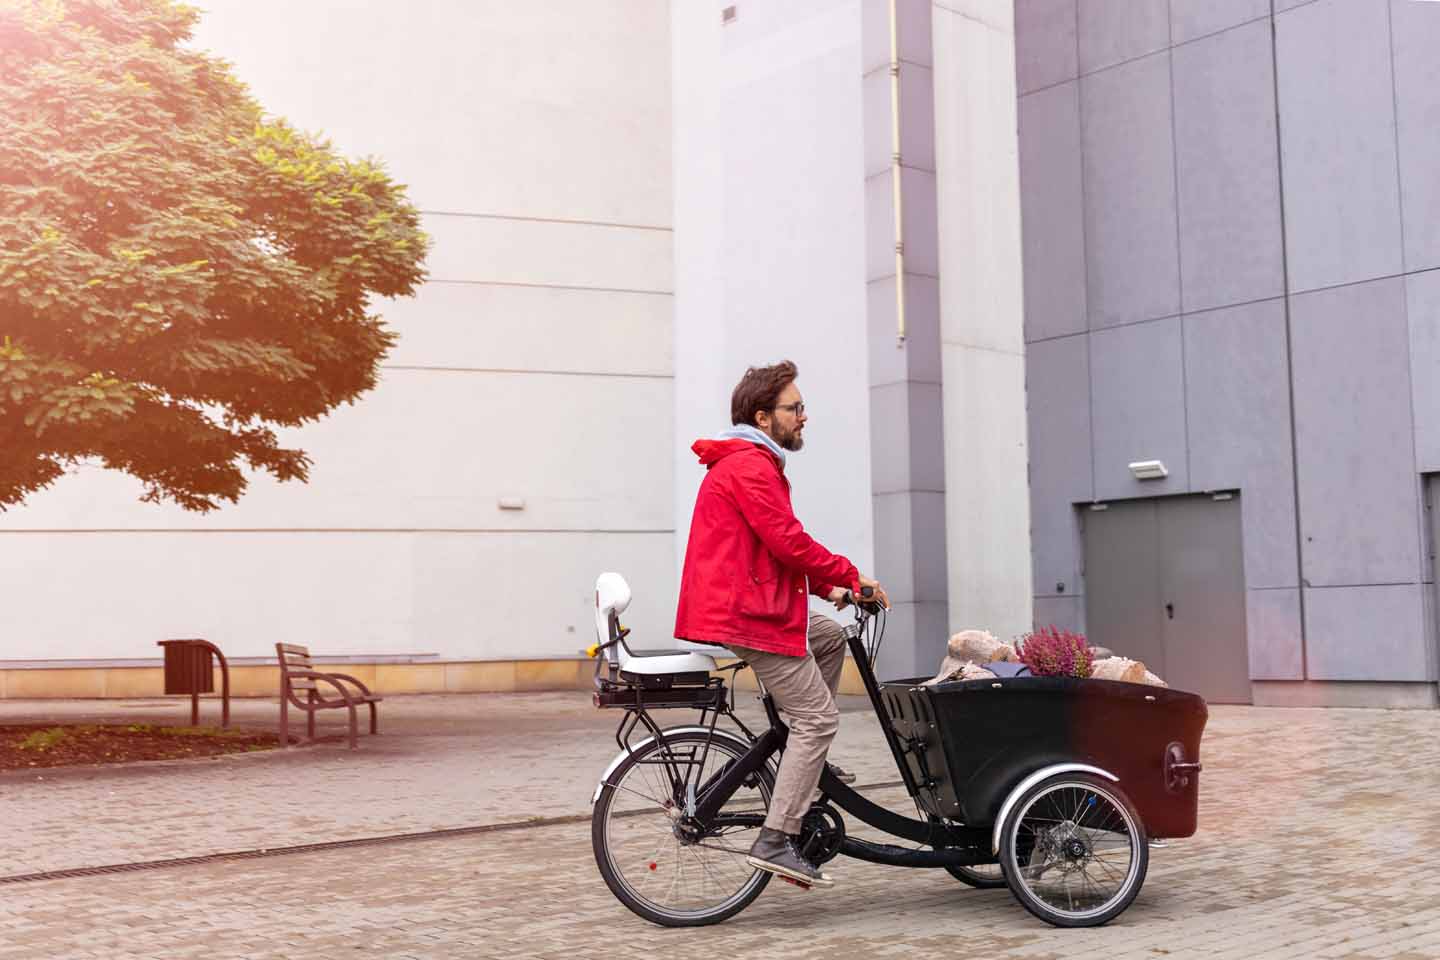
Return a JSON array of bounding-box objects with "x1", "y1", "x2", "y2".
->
[
  {"x1": 1082, "y1": 494, "x2": 1250, "y2": 703},
  {"x1": 1080, "y1": 499, "x2": 1165, "y2": 675},
  {"x1": 1157, "y1": 495, "x2": 1250, "y2": 703}
]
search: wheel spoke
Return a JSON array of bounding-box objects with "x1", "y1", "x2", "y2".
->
[{"x1": 607, "y1": 779, "x2": 671, "y2": 811}]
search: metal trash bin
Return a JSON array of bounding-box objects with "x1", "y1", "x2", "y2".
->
[
  {"x1": 160, "y1": 639, "x2": 215, "y2": 696},
  {"x1": 157, "y1": 639, "x2": 231, "y2": 727}
]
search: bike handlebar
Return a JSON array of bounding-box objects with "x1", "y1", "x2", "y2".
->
[{"x1": 845, "y1": 586, "x2": 885, "y2": 617}]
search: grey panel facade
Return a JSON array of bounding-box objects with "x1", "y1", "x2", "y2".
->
[
  {"x1": 1076, "y1": 0, "x2": 1169, "y2": 75},
  {"x1": 1290, "y1": 278, "x2": 1419, "y2": 587},
  {"x1": 1169, "y1": 0, "x2": 1270, "y2": 44},
  {"x1": 1081, "y1": 52, "x2": 1181, "y2": 328},
  {"x1": 1305, "y1": 584, "x2": 1430, "y2": 681},
  {"x1": 1273, "y1": 0, "x2": 1403, "y2": 293},
  {"x1": 868, "y1": 274, "x2": 943, "y2": 386},
  {"x1": 1409, "y1": 267, "x2": 1440, "y2": 473},
  {"x1": 872, "y1": 490, "x2": 948, "y2": 614},
  {"x1": 1392, "y1": 0, "x2": 1440, "y2": 272},
  {"x1": 1018, "y1": 82, "x2": 1087, "y2": 341},
  {"x1": 1171, "y1": 20, "x2": 1284, "y2": 313},
  {"x1": 1016, "y1": 1, "x2": 1440, "y2": 701},
  {"x1": 1182, "y1": 299, "x2": 1297, "y2": 589},
  {"x1": 1015, "y1": 0, "x2": 1078, "y2": 94},
  {"x1": 1246, "y1": 587, "x2": 1303, "y2": 680},
  {"x1": 1089, "y1": 316, "x2": 1188, "y2": 499},
  {"x1": 1026, "y1": 335, "x2": 1091, "y2": 600}
]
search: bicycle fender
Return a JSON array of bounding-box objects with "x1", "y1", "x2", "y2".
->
[
  {"x1": 991, "y1": 762, "x2": 1119, "y2": 855},
  {"x1": 591, "y1": 726, "x2": 755, "y2": 805}
]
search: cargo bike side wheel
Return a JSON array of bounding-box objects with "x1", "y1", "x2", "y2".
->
[
  {"x1": 592, "y1": 730, "x2": 775, "y2": 927},
  {"x1": 930, "y1": 816, "x2": 1007, "y2": 889},
  {"x1": 999, "y1": 772, "x2": 1149, "y2": 927},
  {"x1": 945, "y1": 863, "x2": 1007, "y2": 889}
]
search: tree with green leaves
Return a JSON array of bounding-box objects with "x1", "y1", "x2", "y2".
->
[{"x1": 0, "y1": 0, "x2": 428, "y2": 511}]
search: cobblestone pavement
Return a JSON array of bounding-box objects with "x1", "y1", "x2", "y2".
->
[
  {"x1": 0, "y1": 693, "x2": 1437, "y2": 958},
  {"x1": 0, "y1": 692, "x2": 896, "y2": 875}
]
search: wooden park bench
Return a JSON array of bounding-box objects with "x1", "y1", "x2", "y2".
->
[{"x1": 276, "y1": 643, "x2": 382, "y2": 749}]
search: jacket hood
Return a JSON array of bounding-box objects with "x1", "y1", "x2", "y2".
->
[{"x1": 692, "y1": 432, "x2": 785, "y2": 469}]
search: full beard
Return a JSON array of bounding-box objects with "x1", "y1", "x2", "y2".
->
[{"x1": 776, "y1": 426, "x2": 804, "y2": 452}]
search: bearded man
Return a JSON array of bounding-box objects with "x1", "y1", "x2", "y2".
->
[{"x1": 674, "y1": 360, "x2": 890, "y2": 888}]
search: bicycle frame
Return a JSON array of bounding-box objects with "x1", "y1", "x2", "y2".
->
[{"x1": 609, "y1": 619, "x2": 995, "y2": 869}]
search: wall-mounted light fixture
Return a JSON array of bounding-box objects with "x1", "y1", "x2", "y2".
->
[{"x1": 1128, "y1": 460, "x2": 1168, "y2": 480}]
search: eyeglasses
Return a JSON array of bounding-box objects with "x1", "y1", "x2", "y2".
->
[{"x1": 774, "y1": 401, "x2": 805, "y2": 416}]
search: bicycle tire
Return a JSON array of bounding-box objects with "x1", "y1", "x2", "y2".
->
[
  {"x1": 999, "y1": 771, "x2": 1149, "y2": 927},
  {"x1": 592, "y1": 729, "x2": 774, "y2": 927}
]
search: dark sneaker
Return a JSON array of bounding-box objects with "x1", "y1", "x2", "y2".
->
[
  {"x1": 746, "y1": 827, "x2": 834, "y2": 887},
  {"x1": 826, "y1": 761, "x2": 857, "y2": 785}
]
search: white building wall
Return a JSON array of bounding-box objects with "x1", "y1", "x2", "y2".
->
[
  {"x1": 0, "y1": 1, "x2": 676, "y2": 662},
  {"x1": 671, "y1": 0, "x2": 875, "y2": 612}
]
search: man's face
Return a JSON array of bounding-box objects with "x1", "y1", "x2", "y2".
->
[{"x1": 760, "y1": 382, "x2": 807, "y2": 452}]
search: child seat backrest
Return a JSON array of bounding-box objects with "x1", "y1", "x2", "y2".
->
[{"x1": 593, "y1": 572, "x2": 632, "y2": 654}]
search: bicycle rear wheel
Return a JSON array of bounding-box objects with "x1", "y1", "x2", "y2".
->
[{"x1": 592, "y1": 729, "x2": 774, "y2": 926}]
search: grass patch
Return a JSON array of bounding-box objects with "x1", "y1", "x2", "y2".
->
[
  {"x1": 1, "y1": 723, "x2": 282, "y2": 769},
  {"x1": 19, "y1": 727, "x2": 72, "y2": 751}
]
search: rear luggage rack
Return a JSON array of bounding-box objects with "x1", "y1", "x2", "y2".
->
[{"x1": 593, "y1": 676, "x2": 727, "y2": 711}]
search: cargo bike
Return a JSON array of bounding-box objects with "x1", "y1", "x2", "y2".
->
[{"x1": 587, "y1": 572, "x2": 1207, "y2": 928}]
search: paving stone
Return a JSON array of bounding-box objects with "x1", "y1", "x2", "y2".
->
[{"x1": 0, "y1": 693, "x2": 1435, "y2": 957}]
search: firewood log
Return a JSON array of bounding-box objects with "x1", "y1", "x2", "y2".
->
[
  {"x1": 947, "y1": 629, "x2": 1015, "y2": 664},
  {"x1": 1090, "y1": 656, "x2": 1147, "y2": 683},
  {"x1": 922, "y1": 655, "x2": 968, "y2": 686},
  {"x1": 959, "y1": 662, "x2": 997, "y2": 681},
  {"x1": 921, "y1": 657, "x2": 999, "y2": 686}
]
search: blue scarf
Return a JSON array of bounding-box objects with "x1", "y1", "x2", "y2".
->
[{"x1": 715, "y1": 423, "x2": 787, "y2": 469}]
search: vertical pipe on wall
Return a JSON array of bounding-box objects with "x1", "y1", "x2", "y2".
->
[{"x1": 889, "y1": 0, "x2": 907, "y2": 344}]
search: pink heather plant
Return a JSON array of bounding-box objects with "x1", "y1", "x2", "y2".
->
[{"x1": 1017, "y1": 626, "x2": 1094, "y2": 679}]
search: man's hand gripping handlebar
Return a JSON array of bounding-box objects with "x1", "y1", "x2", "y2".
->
[{"x1": 844, "y1": 583, "x2": 889, "y2": 616}]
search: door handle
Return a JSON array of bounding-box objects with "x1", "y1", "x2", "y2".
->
[{"x1": 1165, "y1": 602, "x2": 1174, "y2": 620}]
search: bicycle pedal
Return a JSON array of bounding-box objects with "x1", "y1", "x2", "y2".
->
[{"x1": 780, "y1": 876, "x2": 812, "y2": 891}]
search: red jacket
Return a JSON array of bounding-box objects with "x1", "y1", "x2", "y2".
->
[{"x1": 674, "y1": 438, "x2": 861, "y2": 657}]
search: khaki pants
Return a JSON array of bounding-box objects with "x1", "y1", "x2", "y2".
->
[{"x1": 727, "y1": 613, "x2": 846, "y2": 834}]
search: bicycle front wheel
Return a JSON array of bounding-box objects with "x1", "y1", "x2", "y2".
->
[{"x1": 592, "y1": 729, "x2": 773, "y2": 926}]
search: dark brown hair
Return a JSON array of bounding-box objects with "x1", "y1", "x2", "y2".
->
[{"x1": 730, "y1": 360, "x2": 798, "y2": 427}]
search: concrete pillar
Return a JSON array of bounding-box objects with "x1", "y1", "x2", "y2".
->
[{"x1": 931, "y1": 1, "x2": 1033, "y2": 643}]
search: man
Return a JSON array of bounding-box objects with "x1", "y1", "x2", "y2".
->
[{"x1": 674, "y1": 360, "x2": 890, "y2": 889}]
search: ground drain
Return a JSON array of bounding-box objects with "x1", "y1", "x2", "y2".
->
[{"x1": 0, "y1": 779, "x2": 907, "y2": 885}]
